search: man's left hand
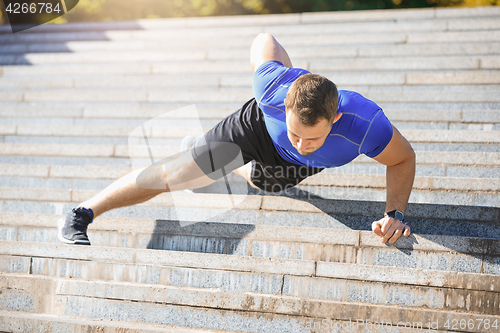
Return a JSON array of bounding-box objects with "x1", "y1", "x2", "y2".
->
[{"x1": 372, "y1": 216, "x2": 410, "y2": 244}]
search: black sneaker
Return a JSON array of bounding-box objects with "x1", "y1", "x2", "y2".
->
[{"x1": 57, "y1": 207, "x2": 94, "y2": 245}]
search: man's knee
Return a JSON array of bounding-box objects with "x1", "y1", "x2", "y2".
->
[
  {"x1": 164, "y1": 151, "x2": 217, "y2": 191},
  {"x1": 136, "y1": 164, "x2": 168, "y2": 191}
]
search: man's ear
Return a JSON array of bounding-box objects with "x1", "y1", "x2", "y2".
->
[{"x1": 333, "y1": 112, "x2": 343, "y2": 123}]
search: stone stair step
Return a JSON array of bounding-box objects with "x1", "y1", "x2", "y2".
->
[
  {"x1": 2, "y1": 56, "x2": 497, "y2": 78},
  {"x1": 242, "y1": 43, "x2": 500, "y2": 60},
  {"x1": 50, "y1": 276, "x2": 500, "y2": 319},
  {"x1": 0, "y1": 169, "x2": 497, "y2": 207},
  {"x1": 411, "y1": 143, "x2": 500, "y2": 153},
  {"x1": 0, "y1": 72, "x2": 413, "y2": 88},
  {"x1": 0, "y1": 103, "x2": 237, "y2": 119},
  {"x1": 1, "y1": 145, "x2": 498, "y2": 165},
  {"x1": 1, "y1": 165, "x2": 498, "y2": 193},
  {"x1": 4, "y1": 19, "x2": 491, "y2": 51},
  {"x1": 1, "y1": 161, "x2": 498, "y2": 191},
  {"x1": 3, "y1": 42, "x2": 498, "y2": 62},
  {"x1": 269, "y1": 183, "x2": 499, "y2": 208},
  {"x1": 407, "y1": 71, "x2": 500, "y2": 85},
  {"x1": 303, "y1": 6, "x2": 500, "y2": 23},
  {"x1": 2, "y1": 260, "x2": 500, "y2": 323},
  {"x1": 4, "y1": 122, "x2": 499, "y2": 143},
  {"x1": 4, "y1": 273, "x2": 483, "y2": 333},
  {"x1": 359, "y1": 42, "x2": 500, "y2": 58},
  {"x1": 18, "y1": 89, "x2": 254, "y2": 103},
  {"x1": 358, "y1": 86, "x2": 500, "y2": 103},
  {"x1": 402, "y1": 129, "x2": 499, "y2": 144},
  {"x1": 1, "y1": 183, "x2": 498, "y2": 222},
  {"x1": 0, "y1": 155, "x2": 131, "y2": 168},
  {"x1": 0, "y1": 8, "x2": 496, "y2": 36},
  {"x1": 0, "y1": 310, "x2": 232, "y2": 333},
  {"x1": 1, "y1": 237, "x2": 499, "y2": 295},
  {"x1": 0, "y1": 50, "x2": 207, "y2": 65},
  {"x1": 1, "y1": 30, "x2": 437, "y2": 48},
  {"x1": 0, "y1": 74, "x2": 221, "y2": 89},
  {"x1": 2, "y1": 119, "x2": 497, "y2": 133},
  {"x1": 310, "y1": 56, "x2": 483, "y2": 72},
  {"x1": 386, "y1": 109, "x2": 500, "y2": 124},
  {"x1": 1, "y1": 207, "x2": 500, "y2": 246},
  {"x1": 6, "y1": 85, "x2": 500, "y2": 104},
  {"x1": 1, "y1": 117, "x2": 219, "y2": 128},
  {"x1": 2, "y1": 74, "x2": 500, "y2": 101},
  {"x1": 1, "y1": 63, "x2": 155, "y2": 76},
  {"x1": 0, "y1": 7, "x2": 494, "y2": 35},
  {"x1": 2, "y1": 103, "x2": 499, "y2": 125},
  {"x1": 12, "y1": 124, "x2": 210, "y2": 138}
]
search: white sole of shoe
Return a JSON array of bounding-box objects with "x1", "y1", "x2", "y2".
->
[{"x1": 57, "y1": 217, "x2": 91, "y2": 245}]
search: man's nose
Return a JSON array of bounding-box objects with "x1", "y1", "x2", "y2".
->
[{"x1": 296, "y1": 139, "x2": 306, "y2": 150}]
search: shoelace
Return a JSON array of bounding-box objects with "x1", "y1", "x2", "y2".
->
[{"x1": 70, "y1": 207, "x2": 94, "y2": 228}]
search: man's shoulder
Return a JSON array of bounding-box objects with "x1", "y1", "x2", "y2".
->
[
  {"x1": 254, "y1": 61, "x2": 309, "y2": 87},
  {"x1": 338, "y1": 90, "x2": 382, "y2": 120},
  {"x1": 253, "y1": 61, "x2": 309, "y2": 113}
]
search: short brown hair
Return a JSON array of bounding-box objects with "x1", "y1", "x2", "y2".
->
[{"x1": 285, "y1": 74, "x2": 339, "y2": 126}]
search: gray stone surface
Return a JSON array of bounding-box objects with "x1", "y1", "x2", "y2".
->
[
  {"x1": 474, "y1": 193, "x2": 500, "y2": 208},
  {"x1": 0, "y1": 311, "x2": 232, "y2": 333},
  {"x1": 358, "y1": 246, "x2": 484, "y2": 274},
  {"x1": 283, "y1": 274, "x2": 498, "y2": 313},
  {"x1": 0, "y1": 274, "x2": 52, "y2": 313},
  {"x1": 0, "y1": 176, "x2": 72, "y2": 190},
  {"x1": 447, "y1": 166, "x2": 500, "y2": 179},
  {"x1": 2, "y1": 63, "x2": 152, "y2": 76},
  {"x1": 407, "y1": 71, "x2": 500, "y2": 85},
  {"x1": 310, "y1": 56, "x2": 480, "y2": 72},
  {"x1": 0, "y1": 155, "x2": 132, "y2": 167},
  {"x1": 408, "y1": 30, "x2": 500, "y2": 44},
  {"x1": 2, "y1": 200, "x2": 75, "y2": 215},
  {"x1": 450, "y1": 123, "x2": 500, "y2": 131},
  {"x1": 57, "y1": 295, "x2": 310, "y2": 333},
  {"x1": 462, "y1": 110, "x2": 500, "y2": 123},
  {"x1": 316, "y1": 261, "x2": 500, "y2": 292},
  {"x1": 0, "y1": 77, "x2": 74, "y2": 89}
]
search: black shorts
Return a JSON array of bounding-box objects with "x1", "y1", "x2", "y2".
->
[{"x1": 191, "y1": 98, "x2": 324, "y2": 192}]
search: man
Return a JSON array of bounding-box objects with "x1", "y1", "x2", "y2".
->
[{"x1": 58, "y1": 33, "x2": 415, "y2": 246}]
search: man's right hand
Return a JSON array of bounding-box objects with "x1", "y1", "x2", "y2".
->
[{"x1": 372, "y1": 216, "x2": 411, "y2": 244}]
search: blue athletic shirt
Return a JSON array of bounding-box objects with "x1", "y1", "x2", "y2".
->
[{"x1": 253, "y1": 60, "x2": 394, "y2": 168}]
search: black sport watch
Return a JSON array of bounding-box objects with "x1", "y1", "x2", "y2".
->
[{"x1": 385, "y1": 209, "x2": 405, "y2": 222}]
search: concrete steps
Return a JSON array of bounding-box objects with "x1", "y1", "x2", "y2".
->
[
  {"x1": 1, "y1": 209, "x2": 500, "y2": 249},
  {"x1": 2, "y1": 70, "x2": 500, "y2": 89},
  {"x1": 0, "y1": 5, "x2": 499, "y2": 332},
  {"x1": 1, "y1": 237, "x2": 499, "y2": 306},
  {"x1": 0, "y1": 311, "x2": 232, "y2": 333},
  {"x1": 0, "y1": 245, "x2": 499, "y2": 331}
]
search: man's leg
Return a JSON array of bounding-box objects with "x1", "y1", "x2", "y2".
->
[
  {"x1": 81, "y1": 151, "x2": 215, "y2": 218},
  {"x1": 58, "y1": 150, "x2": 215, "y2": 245},
  {"x1": 232, "y1": 162, "x2": 259, "y2": 190}
]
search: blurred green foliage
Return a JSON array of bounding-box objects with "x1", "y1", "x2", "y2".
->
[{"x1": 0, "y1": 0, "x2": 498, "y2": 25}]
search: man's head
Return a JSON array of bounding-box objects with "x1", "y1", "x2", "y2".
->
[{"x1": 284, "y1": 74, "x2": 340, "y2": 155}]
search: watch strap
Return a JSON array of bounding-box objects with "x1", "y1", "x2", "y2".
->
[{"x1": 385, "y1": 209, "x2": 405, "y2": 223}]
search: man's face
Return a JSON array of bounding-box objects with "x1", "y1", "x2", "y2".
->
[{"x1": 285, "y1": 110, "x2": 333, "y2": 156}]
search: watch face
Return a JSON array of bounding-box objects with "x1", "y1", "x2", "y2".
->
[{"x1": 387, "y1": 210, "x2": 404, "y2": 221}]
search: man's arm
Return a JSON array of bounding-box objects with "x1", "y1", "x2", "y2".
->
[
  {"x1": 250, "y1": 33, "x2": 293, "y2": 72},
  {"x1": 372, "y1": 125, "x2": 416, "y2": 244}
]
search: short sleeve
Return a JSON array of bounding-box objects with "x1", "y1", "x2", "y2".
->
[
  {"x1": 359, "y1": 110, "x2": 394, "y2": 158},
  {"x1": 252, "y1": 60, "x2": 288, "y2": 103}
]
